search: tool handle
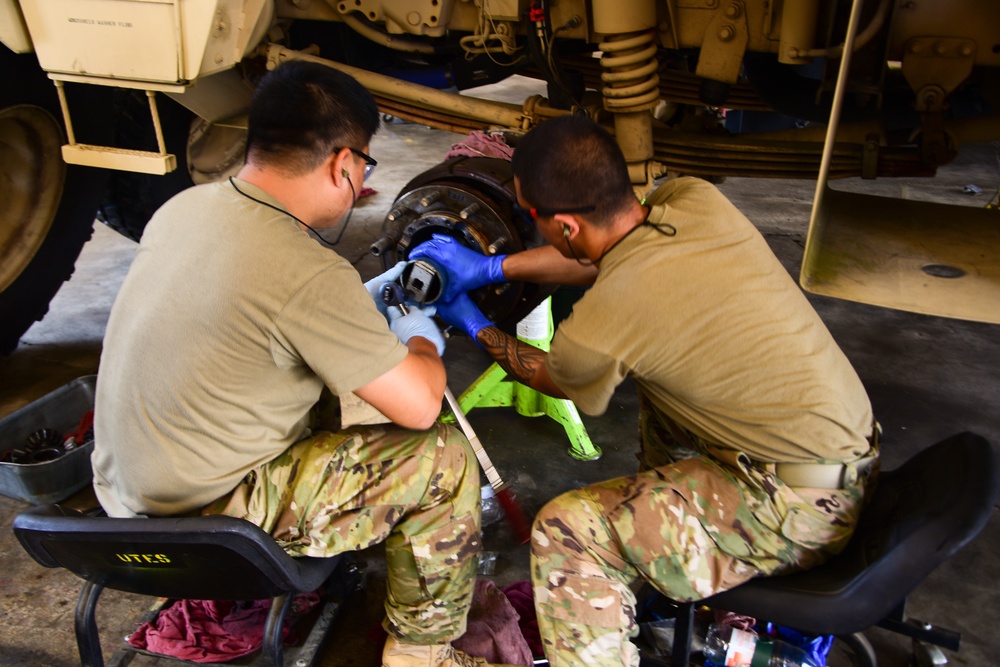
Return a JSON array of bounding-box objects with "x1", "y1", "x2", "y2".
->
[
  {"x1": 444, "y1": 387, "x2": 504, "y2": 491},
  {"x1": 387, "y1": 291, "x2": 505, "y2": 491},
  {"x1": 381, "y1": 282, "x2": 407, "y2": 309}
]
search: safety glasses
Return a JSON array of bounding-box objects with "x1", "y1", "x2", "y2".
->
[
  {"x1": 512, "y1": 203, "x2": 596, "y2": 226},
  {"x1": 339, "y1": 147, "x2": 378, "y2": 181}
]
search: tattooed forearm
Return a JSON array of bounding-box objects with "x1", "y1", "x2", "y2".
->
[{"x1": 476, "y1": 326, "x2": 548, "y2": 387}]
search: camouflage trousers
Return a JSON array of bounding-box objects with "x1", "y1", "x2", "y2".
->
[
  {"x1": 204, "y1": 423, "x2": 482, "y2": 644},
  {"x1": 530, "y1": 394, "x2": 876, "y2": 667}
]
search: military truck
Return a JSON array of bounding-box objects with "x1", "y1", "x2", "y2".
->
[{"x1": 2, "y1": 0, "x2": 998, "y2": 353}]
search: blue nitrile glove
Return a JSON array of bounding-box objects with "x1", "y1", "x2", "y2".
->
[
  {"x1": 409, "y1": 234, "x2": 506, "y2": 303},
  {"x1": 436, "y1": 292, "x2": 493, "y2": 342},
  {"x1": 364, "y1": 261, "x2": 406, "y2": 318},
  {"x1": 386, "y1": 304, "x2": 446, "y2": 356}
]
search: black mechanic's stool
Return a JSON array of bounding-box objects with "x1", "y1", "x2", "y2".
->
[
  {"x1": 13, "y1": 507, "x2": 362, "y2": 667},
  {"x1": 653, "y1": 432, "x2": 999, "y2": 667}
]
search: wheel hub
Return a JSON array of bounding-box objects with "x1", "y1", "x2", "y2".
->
[{"x1": 370, "y1": 156, "x2": 556, "y2": 331}]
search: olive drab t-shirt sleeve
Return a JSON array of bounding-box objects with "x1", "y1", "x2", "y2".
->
[
  {"x1": 546, "y1": 327, "x2": 628, "y2": 416},
  {"x1": 270, "y1": 262, "x2": 406, "y2": 396}
]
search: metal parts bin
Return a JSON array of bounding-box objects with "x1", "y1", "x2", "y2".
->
[{"x1": 0, "y1": 376, "x2": 96, "y2": 504}]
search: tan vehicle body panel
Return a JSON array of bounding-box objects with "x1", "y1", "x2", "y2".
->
[{"x1": 3, "y1": 0, "x2": 1000, "y2": 324}]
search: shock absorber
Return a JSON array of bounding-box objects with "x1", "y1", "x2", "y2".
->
[
  {"x1": 599, "y1": 30, "x2": 661, "y2": 113},
  {"x1": 599, "y1": 29, "x2": 661, "y2": 183}
]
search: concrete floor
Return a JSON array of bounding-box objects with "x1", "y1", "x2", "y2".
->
[{"x1": 1, "y1": 77, "x2": 998, "y2": 666}]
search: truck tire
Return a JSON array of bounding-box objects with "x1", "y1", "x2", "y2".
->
[
  {"x1": 97, "y1": 90, "x2": 195, "y2": 242},
  {"x1": 0, "y1": 49, "x2": 114, "y2": 355}
]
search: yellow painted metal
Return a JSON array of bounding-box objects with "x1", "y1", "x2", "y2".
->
[
  {"x1": 901, "y1": 37, "x2": 976, "y2": 111},
  {"x1": 267, "y1": 45, "x2": 529, "y2": 130},
  {"x1": 663, "y1": 0, "x2": 780, "y2": 55},
  {"x1": 600, "y1": 31, "x2": 661, "y2": 111},
  {"x1": 22, "y1": 0, "x2": 183, "y2": 83},
  {"x1": 694, "y1": 0, "x2": 749, "y2": 84},
  {"x1": 46, "y1": 72, "x2": 188, "y2": 93},
  {"x1": 889, "y1": 0, "x2": 1000, "y2": 67},
  {"x1": 0, "y1": 0, "x2": 33, "y2": 53},
  {"x1": 19, "y1": 0, "x2": 273, "y2": 85},
  {"x1": 800, "y1": 0, "x2": 1000, "y2": 324},
  {"x1": 591, "y1": 0, "x2": 655, "y2": 36},
  {"x1": 53, "y1": 80, "x2": 178, "y2": 174},
  {"x1": 163, "y1": 69, "x2": 254, "y2": 125},
  {"x1": 598, "y1": 29, "x2": 659, "y2": 182},
  {"x1": 326, "y1": 0, "x2": 458, "y2": 37},
  {"x1": 777, "y1": 0, "x2": 818, "y2": 64},
  {"x1": 60, "y1": 144, "x2": 177, "y2": 175},
  {"x1": 801, "y1": 188, "x2": 1000, "y2": 324}
]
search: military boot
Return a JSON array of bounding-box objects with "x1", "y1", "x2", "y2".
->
[{"x1": 382, "y1": 636, "x2": 521, "y2": 667}]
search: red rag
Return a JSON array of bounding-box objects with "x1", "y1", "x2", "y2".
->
[
  {"x1": 445, "y1": 131, "x2": 514, "y2": 161},
  {"x1": 454, "y1": 580, "x2": 533, "y2": 666},
  {"x1": 127, "y1": 593, "x2": 320, "y2": 663},
  {"x1": 501, "y1": 581, "x2": 543, "y2": 658}
]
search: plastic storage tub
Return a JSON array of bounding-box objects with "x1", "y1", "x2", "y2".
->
[{"x1": 0, "y1": 376, "x2": 96, "y2": 504}]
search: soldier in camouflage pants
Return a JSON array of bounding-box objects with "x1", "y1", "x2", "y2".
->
[
  {"x1": 206, "y1": 421, "x2": 483, "y2": 644},
  {"x1": 529, "y1": 394, "x2": 874, "y2": 667},
  {"x1": 411, "y1": 114, "x2": 878, "y2": 667},
  {"x1": 93, "y1": 61, "x2": 504, "y2": 667}
]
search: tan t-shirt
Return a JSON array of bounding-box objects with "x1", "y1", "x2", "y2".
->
[
  {"x1": 93, "y1": 179, "x2": 407, "y2": 517},
  {"x1": 545, "y1": 177, "x2": 873, "y2": 463}
]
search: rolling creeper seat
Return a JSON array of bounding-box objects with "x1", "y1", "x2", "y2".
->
[
  {"x1": 13, "y1": 507, "x2": 363, "y2": 667},
  {"x1": 649, "y1": 432, "x2": 999, "y2": 667}
]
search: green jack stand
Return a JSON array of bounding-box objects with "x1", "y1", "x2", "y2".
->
[{"x1": 457, "y1": 298, "x2": 602, "y2": 461}]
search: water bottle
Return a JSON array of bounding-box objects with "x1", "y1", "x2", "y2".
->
[
  {"x1": 480, "y1": 484, "x2": 502, "y2": 527},
  {"x1": 703, "y1": 623, "x2": 821, "y2": 667}
]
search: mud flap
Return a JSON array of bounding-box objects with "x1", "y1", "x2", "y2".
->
[
  {"x1": 800, "y1": 186, "x2": 1000, "y2": 324},
  {"x1": 797, "y1": 0, "x2": 1000, "y2": 325}
]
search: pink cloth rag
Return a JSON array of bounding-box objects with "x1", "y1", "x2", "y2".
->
[
  {"x1": 127, "y1": 592, "x2": 320, "y2": 663},
  {"x1": 501, "y1": 580, "x2": 543, "y2": 658},
  {"x1": 454, "y1": 579, "x2": 534, "y2": 666},
  {"x1": 445, "y1": 131, "x2": 514, "y2": 161}
]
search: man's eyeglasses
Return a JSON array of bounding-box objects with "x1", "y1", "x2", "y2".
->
[
  {"x1": 512, "y1": 203, "x2": 596, "y2": 226},
  {"x1": 339, "y1": 147, "x2": 378, "y2": 181}
]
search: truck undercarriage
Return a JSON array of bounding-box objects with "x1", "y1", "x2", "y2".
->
[{"x1": 2, "y1": 0, "x2": 998, "y2": 351}]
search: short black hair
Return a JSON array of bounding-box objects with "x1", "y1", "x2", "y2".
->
[
  {"x1": 246, "y1": 60, "x2": 380, "y2": 175},
  {"x1": 511, "y1": 114, "x2": 634, "y2": 225}
]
